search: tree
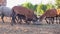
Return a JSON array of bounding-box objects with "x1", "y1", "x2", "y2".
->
[
  {"x1": 46, "y1": 4, "x2": 55, "y2": 10},
  {"x1": 36, "y1": 4, "x2": 44, "y2": 16},
  {"x1": 21, "y1": 2, "x2": 33, "y2": 10},
  {"x1": 33, "y1": 4, "x2": 38, "y2": 11},
  {"x1": 40, "y1": 4, "x2": 47, "y2": 11},
  {"x1": 33, "y1": 4, "x2": 38, "y2": 14},
  {"x1": 55, "y1": 0, "x2": 60, "y2": 8}
]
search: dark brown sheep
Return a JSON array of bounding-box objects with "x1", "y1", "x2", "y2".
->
[{"x1": 12, "y1": 6, "x2": 38, "y2": 24}]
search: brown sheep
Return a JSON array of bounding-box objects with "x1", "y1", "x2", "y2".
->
[
  {"x1": 12, "y1": 6, "x2": 38, "y2": 24},
  {"x1": 39, "y1": 8, "x2": 60, "y2": 24}
]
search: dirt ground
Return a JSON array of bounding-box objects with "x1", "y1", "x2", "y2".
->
[{"x1": 0, "y1": 17, "x2": 60, "y2": 34}]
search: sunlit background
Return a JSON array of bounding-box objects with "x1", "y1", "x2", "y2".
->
[{"x1": 6, "y1": 0, "x2": 55, "y2": 8}]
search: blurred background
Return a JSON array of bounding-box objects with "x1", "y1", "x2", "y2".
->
[
  {"x1": 0, "y1": 0, "x2": 60, "y2": 34},
  {"x1": 6, "y1": 0, "x2": 60, "y2": 16}
]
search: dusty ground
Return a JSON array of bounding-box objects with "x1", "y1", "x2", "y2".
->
[{"x1": 0, "y1": 17, "x2": 60, "y2": 34}]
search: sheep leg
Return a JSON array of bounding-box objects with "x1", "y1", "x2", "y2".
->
[{"x1": 1, "y1": 15, "x2": 4, "y2": 23}]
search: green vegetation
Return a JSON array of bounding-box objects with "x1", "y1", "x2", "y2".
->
[
  {"x1": 20, "y1": 0, "x2": 60, "y2": 16},
  {"x1": 55, "y1": 0, "x2": 60, "y2": 8}
]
